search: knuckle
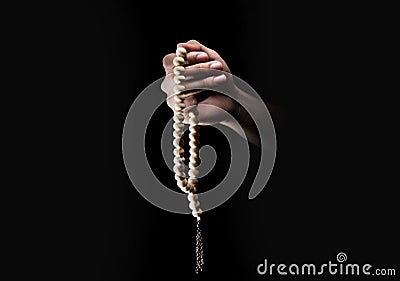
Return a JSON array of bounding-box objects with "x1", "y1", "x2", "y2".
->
[{"x1": 187, "y1": 39, "x2": 200, "y2": 45}]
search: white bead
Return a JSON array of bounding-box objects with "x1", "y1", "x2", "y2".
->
[
  {"x1": 173, "y1": 66, "x2": 185, "y2": 75},
  {"x1": 189, "y1": 154, "x2": 198, "y2": 161},
  {"x1": 173, "y1": 131, "x2": 182, "y2": 139},
  {"x1": 173, "y1": 122, "x2": 184, "y2": 131},
  {"x1": 174, "y1": 104, "x2": 184, "y2": 111},
  {"x1": 176, "y1": 179, "x2": 187, "y2": 188},
  {"x1": 173, "y1": 164, "x2": 184, "y2": 174},
  {"x1": 174, "y1": 168, "x2": 184, "y2": 176},
  {"x1": 189, "y1": 140, "x2": 198, "y2": 147},
  {"x1": 173, "y1": 157, "x2": 182, "y2": 165},
  {"x1": 173, "y1": 56, "x2": 185, "y2": 66},
  {"x1": 188, "y1": 177, "x2": 198, "y2": 184},
  {"x1": 177, "y1": 102, "x2": 186, "y2": 108},
  {"x1": 173, "y1": 114, "x2": 184, "y2": 123},
  {"x1": 173, "y1": 138, "x2": 180, "y2": 147},
  {"x1": 176, "y1": 47, "x2": 187, "y2": 57},
  {"x1": 173, "y1": 111, "x2": 184, "y2": 117},
  {"x1": 189, "y1": 119, "x2": 198, "y2": 125},
  {"x1": 192, "y1": 209, "x2": 202, "y2": 218},
  {"x1": 177, "y1": 182, "x2": 186, "y2": 189},
  {"x1": 173, "y1": 84, "x2": 185, "y2": 93},
  {"x1": 173, "y1": 75, "x2": 185, "y2": 84},
  {"x1": 188, "y1": 169, "x2": 199, "y2": 177},
  {"x1": 189, "y1": 120, "x2": 198, "y2": 125},
  {"x1": 173, "y1": 96, "x2": 182, "y2": 103},
  {"x1": 177, "y1": 93, "x2": 186, "y2": 99},
  {"x1": 189, "y1": 201, "x2": 200, "y2": 210},
  {"x1": 175, "y1": 176, "x2": 184, "y2": 183},
  {"x1": 173, "y1": 158, "x2": 184, "y2": 166},
  {"x1": 187, "y1": 193, "x2": 198, "y2": 202},
  {"x1": 173, "y1": 148, "x2": 183, "y2": 156}
]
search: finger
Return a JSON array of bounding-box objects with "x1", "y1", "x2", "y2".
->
[
  {"x1": 178, "y1": 40, "x2": 231, "y2": 73},
  {"x1": 178, "y1": 43, "x2": 213, "y2": 57},
  {"x1": 185, "y1": 61, "x2": 223, "y2": 70},
  {"x1": 163, "y1": 51, "x2": 209, "y2": 75},
  {"x1": 186, "y1": 39, "x2": 202, "y2": 46},
  {"x1": 186, "y1": 51, "x2": 209, "y2": 64},
  {"x1": 162, "y1": 53, "x2": 176, "y2": 74},
  {"x1": 182, "y1": 74, "x2": 227, "y2": 90},
  {"x1": 177, "y1": 40, "x2": 205, "y2": 52},
  {"x1": 178, "y1": 41, "x2": 220, "y2": 60},
  {"x1": 183, "y1": 67, "x2": 227, "y2": 83}
]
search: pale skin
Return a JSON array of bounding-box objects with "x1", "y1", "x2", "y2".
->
[{"x1": 162, "y1": 40, "x2": 281, "y2": 147}]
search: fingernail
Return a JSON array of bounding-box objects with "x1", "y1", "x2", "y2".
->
[
  {"x1": 213, "y1": 74, "x2": 226, "y2": 83},
  {"x1": 210, "y1": 62, "x2": 222, "y2": 69}
]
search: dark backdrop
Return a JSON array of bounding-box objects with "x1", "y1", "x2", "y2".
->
[{"x1": 32, "y1": 1, "x2": 397, "y2": 281}]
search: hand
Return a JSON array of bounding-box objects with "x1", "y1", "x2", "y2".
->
[
  {"x1": 161, "y1": 40, "x2": 239, "y2": 125},
  {"x1": 161, "y1": 40, "x2": 262, "y2": 146}
]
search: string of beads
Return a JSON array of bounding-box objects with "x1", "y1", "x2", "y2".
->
[{"x1": 172, "y1": 47, "x2": 204, "y2": 273}]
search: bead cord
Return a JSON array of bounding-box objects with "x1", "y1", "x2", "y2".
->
[{"x1": 172, "y1": 47, "x2": 204, "y2": 273}]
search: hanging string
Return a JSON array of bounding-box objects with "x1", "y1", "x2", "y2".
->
[{"x1": 195, "y1": 218, "x2": 205, "y2": 274}]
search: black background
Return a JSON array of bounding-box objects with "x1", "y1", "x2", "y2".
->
[{"x1": 20, "y1": 1, "x2": 398, "y2": 280}]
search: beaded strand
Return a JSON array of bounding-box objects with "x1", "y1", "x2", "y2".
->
[{"x1": 172, "y1": 47, "x2": 204, "y2": 273}]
